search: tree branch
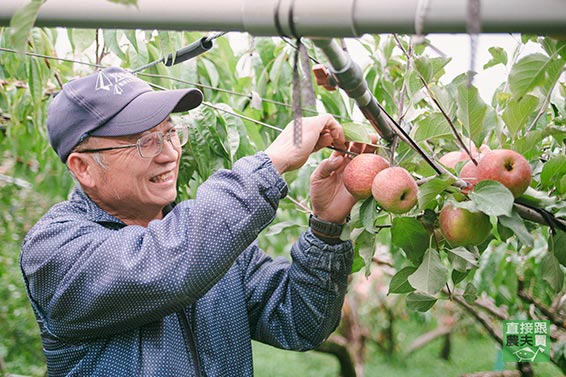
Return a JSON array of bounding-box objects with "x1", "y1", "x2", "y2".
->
[
  {"x1": 452, "y1": 294, "x2": 503, "y2": 344},
  {"x1": 514, "y1": 202, "x2": 566, "y2": 232},
  {"x1": 316, "y1": 335, "x2": 357, "y2": 377},
  {"x1": 517, "y1": 277, "x2": 566, "y2": 330}
]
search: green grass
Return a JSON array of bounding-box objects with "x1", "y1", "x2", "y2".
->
[{"x1": 253, "y1": 326, "x2": 564, "y2": 377}]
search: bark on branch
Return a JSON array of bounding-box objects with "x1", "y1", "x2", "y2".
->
[
  {"x1": 316, "y1": 335, "x2": 357, "y2": 377},
  {"x1": 405, "y1": 325, "x2": 453, "y2": 356}
]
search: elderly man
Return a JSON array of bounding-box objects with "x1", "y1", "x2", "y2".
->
[{"x1": 21, "y1": 67, "x2": 359, "y2": 376}]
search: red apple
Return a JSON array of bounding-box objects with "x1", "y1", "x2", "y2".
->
[
  {"x1": 459, "y1": 160, "x2": 480, "y2": 195},
  {"x1": 439, "y1": 144, "x2": 480, "y2": 169},
  {"x1": 475, "y1": 149, "x2": 531, "y2": 198},
  {"x1": 371, "y1": 167, "x2": 418, "y2": 214},
  {"x1": 439, "y1": 151, "x2": 466, "y2": 169},
  {"x1": 343, "y1": 154, "x2": 390, "y2": 200},
  {"x1": 439, "y1": 204, "x2": 491, "y2": 247}
]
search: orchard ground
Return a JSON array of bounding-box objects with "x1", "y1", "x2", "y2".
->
[{"x1": 252, "y1": 319, "x2": 562, "y2": 377}]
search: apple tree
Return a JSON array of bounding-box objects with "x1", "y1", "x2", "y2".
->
[{"x1": 336, "y1": 34, "x2": 566, "y2": 374}]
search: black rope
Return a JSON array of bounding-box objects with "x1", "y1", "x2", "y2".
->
[
  {"x1": 288, "y1": 0, "x2": 300, "y2": 39},
  {"x1": 273, "y1": 0, "x2": 288, "y2": 38}
]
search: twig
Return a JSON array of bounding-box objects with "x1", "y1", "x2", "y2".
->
[
  {"x1": 284, "y1": 194, "x2": 311, "y2": 213},
  {"x1": 393, "y1": 35, "x2": 478, "y2": 166}
]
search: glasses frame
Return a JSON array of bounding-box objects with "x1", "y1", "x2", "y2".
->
[{"x1": 76, "y1": 123, "x2": 189, "y2": 159}]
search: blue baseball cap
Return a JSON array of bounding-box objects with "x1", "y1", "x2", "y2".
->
[{"x1": 47, "y1": 67, "x2": 203, "y2": 162}]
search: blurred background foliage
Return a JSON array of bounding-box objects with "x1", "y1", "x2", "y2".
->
[{"x1": 1, "y1": 23, "x2": 566, "y2": 376}]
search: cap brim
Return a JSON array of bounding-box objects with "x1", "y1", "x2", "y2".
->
[{"x1": 91, "y1": 88, "x2": 203, "y2": 137}]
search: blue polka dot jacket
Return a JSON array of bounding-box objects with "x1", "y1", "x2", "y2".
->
[{"x1": 20, "y1": 153, "x2": 353, "y2": 376}]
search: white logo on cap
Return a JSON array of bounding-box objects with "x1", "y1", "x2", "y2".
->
[
  {"x1": 113, "y1": 77, "x2": 123, "y2": 95},
  {"x1": 95, "y1": 71, "x2": 112, "y2": 91},
  {"x1": 95, "y1": 70, "x2": 137, "y2": 96}
]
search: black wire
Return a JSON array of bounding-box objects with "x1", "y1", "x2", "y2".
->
[
  {"x1": 279, "y1": 38, "x2": 321, "y2": 65},
  {"x1": 0, "y1": 46, "x2": 352, "y2": 122}
]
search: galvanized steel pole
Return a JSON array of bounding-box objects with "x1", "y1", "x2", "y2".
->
[{"x1": 1, "y1": 0, "x2": 565, "y2": 36}]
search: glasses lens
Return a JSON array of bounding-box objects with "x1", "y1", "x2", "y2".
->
[
  {"x1": 173, "y1": 125, "x2": 189, "y2": 147},
  {"x1": 171, "y1": 115, "x2": 191, "y2": 147},
  {"x1": 138, "y1": 132, "x2": 163, "y2": 158}
]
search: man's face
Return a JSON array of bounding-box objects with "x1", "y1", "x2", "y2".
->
[{"x1": 86, "y1": 117, "x2": 182, "y2": 224}]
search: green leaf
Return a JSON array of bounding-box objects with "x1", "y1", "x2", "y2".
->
[
  {"x1": 351, "y1": 248, "x2": 365, "y2": 274},
  {"x1": 354, "y1": 230, "x2": 377, "y2": 277},
  {"x1": 388, "y1": 266, "x2": 416, "y2": 294},
  {"x1": 8, "y1": 0, "x2": 44, "y2": 53},
  {"x1": 498, "y1": 208, "x2": 534, "y2": 247},
  {"x1": 265, "y1": 221, "x2": 300, "y2": 236},
  {"x1": 391, "y1": 217, "x2": 429, "y2": 265},
  {"x1": 201, "y1": 58, "x2": 220, "y2": 89},
  {"x1": 463, "y1": 283, "x2": 478, "y2": 305},
  {"x1": 414, "y1": 56, "x2": 451, "y2": 83},
  {"x1": 509, "y1": 53, "x2": 550, "y2": 98},
  {"x1": 447, "y1": 247, "x2": 479, "y2": 272},
  {"x1": 67, "y1": 29, "x2": 96, "y2": 54},
  {"x1": 452, "y1": 270, "x2": 469, "y2": 285},
  {"x1": 413, "y1": 112, "x2": 451, "y2": 142},
  {"x1": 406, "y1": 292, "x2": 437, "y2": 312},
  {"x1": 125, "y1": 30, "x2": 139, "y2": 53},
  {"x1": 501, "y1": 95, "x2": 539, "y2": 137},
  {"x1": 359, "y1": 197, "x2": 378, "y2": 233},
  {"x1": 541, "y1": 155, "x2": 566, "y2": 194},
  {"x1": 417, "y1": 175, "x2": 456, "y2": 211},
  {"x1": 27, "y1": 58, "x2": 42, "y2": 107},
  {"x1": 103, "y1": 29, "x2": 126, "y2": 60},
  {"x1": 483, "y1": 47, "x2": 508, "y2": 69},
  {"x1": 541, "y1": 254, "x2": 564, "y2": 293},
  {"x1": 319, "y1": 90, "x2": 349, "y2": 119},
  {"x1": 342, "y1": 122, "x2": 372, "y2": 143},
  {"x1": 469, "y1": 180, "x2": 514, "y2": 217},
  {"x1": 457, "y1": 84, "x2": 487, "y2": 142},
  {"x1": 517, "y1": 187, "x2": 557, "y2": 208},
  {"x1": 408, "y1": 249, "x2": 448, "y2": 295},
  {"x1": 550, "y1": 230, "x2": 566, "y2": 267}
]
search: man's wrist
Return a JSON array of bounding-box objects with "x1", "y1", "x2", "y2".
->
[
  {"x1": 264, "y1": 149, "x2": 288, "y2": 175},
  {"x1": 309, "y1": 214, "x2": 348, "y2": 245}
]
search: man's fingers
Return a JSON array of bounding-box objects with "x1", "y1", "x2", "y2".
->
[{"x1": 314, "y1": 154, "x2": 345, "y2": 178}]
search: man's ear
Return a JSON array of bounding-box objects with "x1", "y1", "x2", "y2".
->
[{"x1": 67, "y1": 153, "x2": 97, "y2": 188}]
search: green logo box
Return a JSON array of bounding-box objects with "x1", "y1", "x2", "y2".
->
[{"x1": 503, "y1": 320, "x2": 550, "y2": 363}]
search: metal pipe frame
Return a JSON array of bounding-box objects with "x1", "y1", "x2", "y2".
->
[{"x1": 1, "y1": 0, "x2": 566, "y2": 36}]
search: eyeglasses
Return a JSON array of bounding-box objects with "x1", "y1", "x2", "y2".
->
[{"x1": 76, "y1": 117, "x2": 190, "y2": 159}]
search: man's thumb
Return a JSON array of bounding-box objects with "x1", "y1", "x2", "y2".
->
[{"x1": 317, "y1": 154, "x2": 345, "y2": 178}]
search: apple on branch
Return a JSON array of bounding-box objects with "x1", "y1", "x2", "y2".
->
[
  {"x1": 439, "y1": 204, "x2": 491, "y2": 247},
  {"x1": 475, "y1": 149, "x2": 532, "y2": 198},
  {"x1": 459, "y1": 160, "x2": 480, "y2": 195},
  {"x1": 343, "y1": 153, "x2": 390, "y2": 200},
  {"x1": 439, "y1": 146, "x2": 477, "y2": 169},
  {"x1": 371, "y1": 166, "x2": 418, "y2": 214}
]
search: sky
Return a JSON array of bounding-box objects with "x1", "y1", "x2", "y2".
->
[{"x1": 344, "y1": 33, "x2": 542, "y2": 102}]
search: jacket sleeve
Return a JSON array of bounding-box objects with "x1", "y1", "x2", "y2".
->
[
  {"x1": 239, "y1": 230, "x2": 353, "y2": 351},
  {"x1": 20, "y1": 153, "x2": 287, "y2": 340}
]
